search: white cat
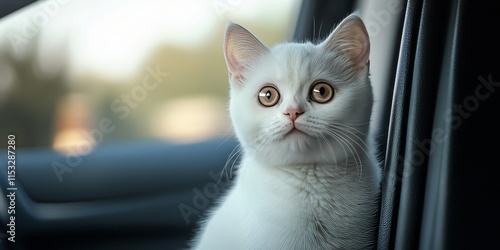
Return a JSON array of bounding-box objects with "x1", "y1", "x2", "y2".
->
[{"x1": 192, "y1": 14, "x2": 381, "y2": 250}]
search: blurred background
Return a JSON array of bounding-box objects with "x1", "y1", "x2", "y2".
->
[{"x1": 0, "y1": 0, "x2": 301, "y2": 153}]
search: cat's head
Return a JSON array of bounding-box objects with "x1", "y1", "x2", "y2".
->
[{"x1": 225, "y1": 14, "x2": 373, "y2": 166}]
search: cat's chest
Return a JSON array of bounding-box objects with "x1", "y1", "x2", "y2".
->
[
  {"x1": 237, "y1": 169, "x2": 354, "y2": 249},
  {"x1": 240, "y1": 162, "x2": 359, "y2": 218},
  {"x1": 228, "y1": 161, "x2": 378, "y2": 249}
]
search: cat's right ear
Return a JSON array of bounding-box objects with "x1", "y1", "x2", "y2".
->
[{"x1": 224, "y1": 23, "x2": 268, "y2": 86}]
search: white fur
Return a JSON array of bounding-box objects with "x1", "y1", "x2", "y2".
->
[{"x1": 192, "y1": 14, "x2": 381, "y2": 250}]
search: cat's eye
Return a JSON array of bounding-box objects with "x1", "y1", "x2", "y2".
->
[
  {"x1": 258, "y1": 86, "x2": 280, "y2": 107},
  {"x1": 310, "y1": 82, "x2": 334, "y2": 103}
]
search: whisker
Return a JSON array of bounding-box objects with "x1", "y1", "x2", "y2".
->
[
  {"x1": 323, "y1": 130, "x2": 351, "y2": 173},
  {"x1": 326, "y1": 128, "x2": 365, "y2": 181},
  {"x1": 329, "y1": 122, "x2": 368, "y2": 136},
  {"x1": 330, "y1": 127, "x2": 370, "y2": 159},
  {"x1": 221, "y1": 144, "x2": 243, "y2": 182},
  {"x1": 317, "y1": 132, "x2": 338, "y2": 166},
  {"x1": 324, "y1": 128, "x2": 363, "y2": 179}
]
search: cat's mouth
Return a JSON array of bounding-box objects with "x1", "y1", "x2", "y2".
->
[
  {"x1": 279, "y1": 122, "x2": 314, "y2": 140},
  {"x1": 284, "y1": 127, "x2": 306, "y2": 137}
]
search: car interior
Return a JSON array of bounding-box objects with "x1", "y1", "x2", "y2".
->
[{"x1": 1, "y1": 0, "x2": 499, "y2": 249}]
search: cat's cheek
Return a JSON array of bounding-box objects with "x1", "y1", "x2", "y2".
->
[{"x1": 229, "y1": 101, "x2": 257, "y2": 142}]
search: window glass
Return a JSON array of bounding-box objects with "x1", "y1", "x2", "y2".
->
[{"x1": 0, "y1": 0, "x2": 302, "y2": 154}]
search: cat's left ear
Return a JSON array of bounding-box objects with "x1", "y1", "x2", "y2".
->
[
  {"x1": 321, "y1": 14, "x2": 370, "y2": 70},
  {"x1": 224, "y1": 23, "x2": 269, "y2": 86}
]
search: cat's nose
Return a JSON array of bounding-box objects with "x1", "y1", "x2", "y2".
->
[{"x1": 284, "y1": 108, "x2": 304, "y2": 122}]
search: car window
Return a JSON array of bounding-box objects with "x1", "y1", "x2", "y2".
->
[{"x1": 0, "y1": 0, "x2": 302, "y2": 154}]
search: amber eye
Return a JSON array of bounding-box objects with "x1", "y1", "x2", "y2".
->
[
  {"x1": 310, "y1": 82, "x2": 334, "y2": 103},
  {"x1": 258, "y1": 86, "x2": 280, "y2": 107}
]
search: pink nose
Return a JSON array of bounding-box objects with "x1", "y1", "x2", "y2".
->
[{"x1": 284, "y1": 108, "x2": 304, "y2": 122}]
